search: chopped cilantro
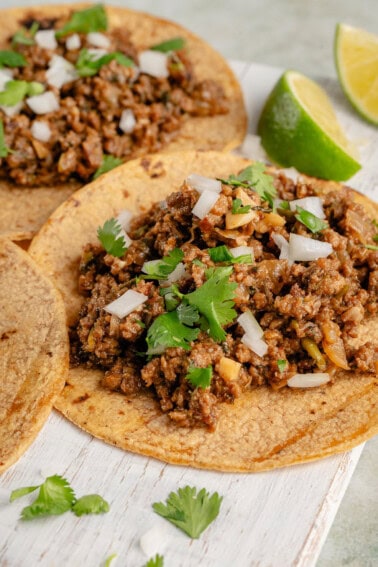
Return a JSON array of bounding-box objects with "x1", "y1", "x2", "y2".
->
[
  {"x1": 0, "y1": 120, "x2": 10, "y2": 158},
  {"x1": 295, "y1": 206, "x2": 328, "y2": 233},
  {"x1": 186, "y1": 365, "x2": 212, "y2": 389},
  {"x1": 142, "y1": 248, "x2": 184, "y2": 280},
  {"x1": 219, "y1": 163, "x2": 277, "y2": 206},
  {"x1": 76, "y1": 48, "x2": 134, "y2": 77},
  {"x1": 153, "y1": 486, "x2": 222, "y2": 539},
  {"x1": 11, "y1": 475, "x2": 75, "y2": 520},
  {"x1": 365, "y1": 244, "x2": 378, "y2": 251},
  {"x1": 277, "y1": 359, "x2": 287, "y2": 373},
  {"x1": 150, "y1": 37, "x2": 185, "y2": 53},
  {"x1": 208, "y1": 245, "x2": 252, "y2": 265},
  {"x1": 56, "y1": 4, "x2": 108, "y2": 37},
  {"x1": 12, "y1": 22, "x2": 39, "y2": 46},
  {"x1": 374, "y1": 234, "x2": 378, "y2": 242},
  {"x1": 72, "y1": 494, "x2": 109, "y2": 516},
  {"x1": 177, "y1": 302, "x2": 200, "y2": 326},
  {"x1": 135, "y1": 319, "x2": 146, "y2": 328},
  {"x1": 186, "y1": 266, "x2": 237, "y2": 342},
  {"x1": 97, "y1": 218, "x2": 128, "y2": 257},
  {"x1": 0, "y1": 50, "x2": 27, "y2": 68},
  {"x1": 0, "y1": 80, "x2": 44, "y2": 106},
  {"x1": 231, "y1": 198, "x2": 251, "y2": 214},
  {"x1": 93, "y1": 154, "x2": 123, "y2": 180},
  {"x1": 146, "y1": 311, "x2": 199, "y2": 355},
  {"x1": 144, "y1": 555, "x2": 164, "y2": 567},
  {"x1": 192, "y1": 258, "x2": 205, "y2": 267}
]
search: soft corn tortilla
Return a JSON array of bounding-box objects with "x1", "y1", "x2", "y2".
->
[
  {"x1": 0, "y1": 238, "x2": 68, "y2": 473},
  {"x1": 0, "y1": 3, "x2": 247, "y2": 241},
  {"x1": 29, "y1": 151, "x2": 378, "y2": 472}
]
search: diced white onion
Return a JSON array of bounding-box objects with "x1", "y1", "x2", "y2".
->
[
  {"x1": 87, "y1": 32, "x2": 111, "y2": 49},
  {"x1": 272, "y1": 233, "x2": 290, "y2": 261},
  {"x1": 289, "y1": 233, "x2": 333, "y2": 262},
  {"x1": 117, "y1": 210, "x2": 133, "y2": 232},
  {"x1": 119, "y1": 109, "x2": 136, "y2": 134},
  {"x1": 237, "y1": 133, "x2": 269, "y2": 162},
  {"x1": 0, "y1": 69, "x2": 12, "y2": 91},
  {"x1": 287, "y1": 373, "x2": 330, "y2": 388},
  {"x1": 104, "y1": 289, "x2": 147, "y2": 318},
  {"x1": 35, "y1": 30, "x2": 57, "y2": 50},
  {"x1": 160, "y1": 200, "x2": 167, "y2": 210},
  {"x1": 66, "y1": 33, "x2": 81, "y2": 50},
  {"x1": 192, "y1": 190, "x2": 219, "y2": 219},
  {"x1": 230, "y1": 246, "x2": 254, "y2": 260},
  {"x1": 241, "y1": 333, "x2": 268, "y2": 357},
  {"x1": 26, "y1": 91, "x2": 59, "y2": 114},
  {"x1": 31, "y1": 120, "x2": 51, "y2": 142},
  {"x1": 46, "y1": 55, "x2": 78, "y2": 88},
  {"x1": 139, "y1": 50, "x2": 169, "y2": 79},
  {"x1": 279, "y1": 167, "x2": 300, "y2": 182},
  {"x1": 119, "y1": 228, "x2": 132, "y2": 248},
  {"x1": 140, "y1": 524, "x2": 169, "y2": 557},
  {"x1": 238, "y1": 311, "x2": 263, "y2": 340},
  {"x1": 186, "y1": 173, "x2": 222, "y2": 194},
  {"x1": 166, "y1": 262, "x2": 186, "y2": 284},
  {"x1": 87, "y1": 48, "x2": 108, "y2": 60},
  {"x1": 289, "y1": 196, "x2": 325, "y2": 219},
  {"x1": 0, "y1": 102, "x2": 23, "y2": 116}
]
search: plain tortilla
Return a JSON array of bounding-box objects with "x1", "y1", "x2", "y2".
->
[
  {"x1": 0, "y1": 3, "x2": 247, "y2": 241},
  {"x1": 0, "y1": 238, "x2": 68, "y2": 473},
  {"x1": 29, "y1": 150, "x2": 378, "y2": 472}
]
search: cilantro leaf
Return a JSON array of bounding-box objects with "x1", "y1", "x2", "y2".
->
[
  {"x1": 72, "y1": 494, "x2": 109, "y2": 516},
  {"x1": 12, "y1": 22, "x2": 39, "y2": 46},
  {"x1": 0, "y1": 80, "x2": 44, "y2": 106},
  {"x1": 150, "y1": 37, "x2": 186, "y2": 53},
  {"x1": 144, "y1": 554, "x2": 164, "y2": 567},
  {"x1": 93, "y1": 154, "x2": 123, "y2": 180},
  {"x1": 20, "y1": 475, "x2": 75, "y2": 520},
  {"x1": 365, "y1": 244, "x2": 378, "y2": 251},
  {"x1": 76, "y1": 48, "x2": 134, "y2": 78},
  {"x1": 0, "y1": 120, "x2": 10, "y2": 158},
  {"x1": 97, "y1": 218, "x2": 128, "y2": 257},
  {"x1": 146, "y1": 311, "x2": 199, "y2": 355},
  {"x1": 10, "y1": 485, "x2": 40, "y2": 502},
  {"x1": 231, "y1": 198, "x2": 251, "y2": 214},
  {"x1": 177, "y1": 302, "x2": 200, "y2": 326},
  {"x1": 0, "y1": 50, "x2": 27, "y2": 68},
  {"x1": 56, "y1": 4, "x2": 108, "y2": 37},
  {"x1": 220, "y1": 163, "x2": 277, "y2": 206},
  {"x1": 374, "y1": 234, "x2": 378, "y2": 242},
  {"x1": 208, "y1": 245, "x2": 252, "y2": 265},
  {"x1": 186, "y1": 365, "x2": 212, "y2": 389},
  {"x1": 142, "y1": 248, "x2": 184, "y2": 280},
  {"x1": 295, "y1": 206, "x2": 328, "y2": 233},
  {"x1": 186, "y1": 267, "x2": 237, "y2": 341},
  {"x1": 153, "y1": 486, "x2": 222, "y2": 539},
  {"x1": 277, "y1": 359, "x2": 287, "y2": 373}
]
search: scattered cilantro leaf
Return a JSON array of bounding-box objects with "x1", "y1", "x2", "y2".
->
[
  {"x1": 56, "y1": 4, "x2": 108, "y2": 37},
  {"x1": 208, "y1": 245, "x2": 253, "y2": 265},
  {"x1": 192, "y1": 258, "x2": 205, "y2": 267},
  {"x1": 76, "y1": 48, "x2": 134, "y2": 77},
  {"x1": 186, "y1": 267, "x2": 237, "y2": 341},
  {"x1": 0, "y1": 80, "x2": 44, "y2": 106},
  {"x1": 144, "y1": 554, "x2": 164, "y2": 567},
  {"x1": 365, "y1": 244, "x2": 378, "y2": 251},
  {"x1": 0, "y1": 50, "x2": 27, "y2": 68},
  {"x1": 374, "y1": 234, "x2": 378, "y2": 242},
  {"x1": 177, "y1": 302, "x2": 200, "y2": 326},
  {"x1": 0, "y1": 120, "x2": 10, "y2": 158},
  {"x1": 277, "y1": 359, "x2": 287, "y2": 373},
  {"x1": 373, "y1": 219, "x2": 378, "y2": 228},
  {"x1": 150, "y1": 37, "x2": 185, "y2": 53},
  {"x1": 146, "y1": 311, "x2": 199, "y2": 355},
  {"x1": 295, "y1": 206, "x2": 328, "y2": 233},
  {"x1": 104, "y1": 554, "x2": 117, "y2": 567},
  {"x1": 153, "y1": 486, "x2": 222, "y2": 539},
  {"x1": 142, "y1": 248, "x2": 184, "y2": 280},
  {"x1": 186, "y1": 365, "x2": 212, "y2": 389},
  {"x1": 231, "y1": 198, "x2": 251, "y2": 214},
  {"x1": 72, "y1": 494, "x2": 109, "y2": 516},
  {"x1": 135, "y1": 319, "x2": 146, "y2": 328},
  {"x1": 19, "y1": 475, "x2": 76, "y2": 520},
  {"x1": 10, "y1": 485, "x2": 40, "y2": 502},
  {"x1": 97, "y1": 218, "x2": 128, "y2": 257},
  {"x1": 93, "y1": 154, "x2": 123, "y2": 180},
  {"x1": 12, "y1": 22, "x2": 39, "y2": 46},
  {"x1": 219, "y1": 163, "x2": 277, "y2": 206}
]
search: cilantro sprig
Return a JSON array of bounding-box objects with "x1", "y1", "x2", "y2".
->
[
  {"x1": 365, "y1": 244, "x2": 378, "y2": 251},
  {"x1": 97, "y1": 218, "x2": 128, "y2": 257},
  {"x1": 93, "y1": 154, "x2": 123, "y2": 180},
  {"x1": 295, "y1": 206, "x2": 328, "y2": 233},
  {"x1": 56, "y1": 4, "x2": 108, "y2": 37},
  {"x1": 150, "y1": 37, "x2": 186, "y2": 53},
  {"x1": 72, "y1": 494, "x2": 109, "y2": 516},
  {"x1": 76, "y1": 48, "x2": 134, "y2": 77},
  {"x1": 0, "y1": 80, "x2": 44, "y2": 106},
  {"x1": 142, "y1": 248, "x2": 184, "y2": 280},
  {"x1": 144, "y1": 555, "x2": 164, "y2": 567},
  {"x1": 231, "y1": 198, "x2": 251, "y2": 214},
  {"x1": 219, "y1": 163, "x2": 277, "y2": 206},
  {"x1": 12, "y1": 22, "x2": 39, "y2": 46},
  {"x1": 146, "y1": 311, "x2": 199, "y2": 355},
  {"x1": 208, "y1": 245, "x2": 253, "y2": 265},
  {"x1": 277, "y1": 359, "x2": 287, "y2": 373},
  {"x1": 153, "y1": 486, "x2": 222, "y2": 539},
  {"x1": 0, "y1": 50, "x2": 27, "y2": 68},
  {"x1": 186, "y1": 365, "x2": 212, "y2": 389}
]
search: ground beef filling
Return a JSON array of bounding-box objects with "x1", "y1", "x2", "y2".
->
[
  {"x1": 0, "y1": 20, "x2": 228, "y2": 186},
  {"x1": 71, "y1": 172, "x2": 378, "y2": 429}
]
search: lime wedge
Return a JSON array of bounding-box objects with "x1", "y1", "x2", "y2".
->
[
  {"x1": 257, "y1": 70, "x2": 361, "y2": 181},
  {"x1": 335, "y1": 23, "x2": 378, "y2": 125}
]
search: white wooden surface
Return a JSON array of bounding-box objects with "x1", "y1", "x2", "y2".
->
[{"x1": 0, "y1": 62, "x2": 377, "y2": 567}]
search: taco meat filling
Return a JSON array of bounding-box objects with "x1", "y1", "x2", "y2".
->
[
  {"x1": 0, "y1": 6, "x2": 228, "y2": 186},
  {"x1": 71, "y1": 165, "x2": 378, "y2": 429}
]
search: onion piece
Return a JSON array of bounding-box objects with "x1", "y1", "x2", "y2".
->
[
  {"x1": 87, "y1": 48, "x2": 108, "y2": 60},
  {"x1": 104, "y1": 289, "x2": 147, "y2": 318},
  {"x1": 87, "y1": 32, "x2": 111, "y2": 49},
  {"x1": 241, "y1": 333, "x2": 268, "y2": 357},
  {"x1": 186, "y1": 173, "x2": 222, "y2": 194},
  {"x1": 46, "y1": 55, "x2": 78, "y2": 88},
  {"x1": 31, "y1": 120, "x2": 51, "y2": 142},
  {"x1": 140, "y1": 524, "x2": 169, "y2": 557},
  {"x1": 119, "y1": 228, "x2": 132, "y2": 249},
  {"x1": 139, "y1": 50, "x2": 169, "y2": 79},
  {"x1": 35, "y1": 30, "x2": 57, "y2": 49},
  {"x1": 192, "y1": 190, "x2": 219, "y2": 220},
  {"x1": 26, "y1": 91, "x2": 59, "y2": 115},
  {"x1": 166, "y1": 262, "x2": 186, "y2": 284},
  {"x1": 229, "y1": 246, "x2": 254, "y2": 260},
  {"x1": 272, "y1": 233, "x2": 290, "y2": 261},
  {"x1": 0, "y1": 102, "x2": 23, "y2": 117},
  {"x1": 237, "y1": 133, "x2": 269, "y2": 161},
  {"x1": 0, "y1": 69, "x2": 12, "y2": 91},
  {"x1": 289, "y1": 196, "x2": 325, "y2": 219},
  {"x1": 66, "y1": 34, "x2": 81, "y2": 50},
  {"x1": 289, "y1": 233, "x2": 333, "y2": 262},
  {"x1": 238, "y1": 311, "x2": 263, "y2": 339},
  {"x1": 279, "y1": 167, "x2": 300, "y2": 182},
  {"x1": 119, "y1": 109, "x2": 136, "y2": 134},
  {"x1": 117, "y1": 210, "x2": 133, "y2": 232},
  {"x1": 287, "y1": 373, "x2": 330, "y2": 388}
]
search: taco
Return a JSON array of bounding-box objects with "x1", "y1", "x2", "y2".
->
[
  {"x1": 0, "y1": 238, "x2": 68, "y2": 473},
  {"x1": 29, "y1": 151, "x2": 378, "y2": 472},
  {"x1": 0, "y1": 3, "x2": 246, "y2": 241}
]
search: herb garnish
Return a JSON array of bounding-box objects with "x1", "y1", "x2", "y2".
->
[
  {"x1": 0, "y1": 80, "x2": 44, "y2": 106},
  {"x1": 208, "y1": 245, "x2": 253, "y2": 265},
  {"x1": 294, "y1": 206, "x2": 328, "y2": 233},
  {"x1": 176, "y1": 302, "x2": 200, "y2": 326},
  {"x1": 76, "y1": 48, "x2": 134, "y2": 77},
  {"x1": 0, "y1": 120, "x2": 10, "y2": 157},
  {"x1": 144, "y1": 555, "x2": 164, "y2": 567},
  {"x1": 277, "y1": 359, "x2": 287, "y2": 373},
  {"x1": 219, "y1": 163, "x2": 277, "y2": 206},
  {"x1": 97, "y1": 218, "x2": 128, "y2": 257},
  {"x1": 72, "y1": 494, "x2": 109, "y2": 516},
  {"x1": 231, "y1": 198, "x2": 251, "y2": 214},
  {"x1": 93, "y1": 154, "x2": 123, "y2": 180},
  {"x1": 150, "y1": 37, "x2": 186, "y2": 53},
  {"x1": 12, "y1": 22, "x2": 39, "y2": 46},
  {"x1": 153, "y1": 486, "x2": 222, "y2": 539},
  {"x1": 56, "y1": 4, "x2": 108, "y2": 37},
  {"x1": 142, "y1": 248, "x2": 184, "y2": 280},
  {"x1": 186, "y1": 365, "x2": 212, "y2": 388},
  {"x1": 0, "y1": 50, "x2": 27, "y2": 68},
  {"x1": 365, "y1": 244, "x2": 378, "y2": 251},
  {"x1": 146, "y1": 311, "x2": 199, "y2": 355},
  {"x1": 104, "y1": 554, "x2": 117, "y2": 567}
]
